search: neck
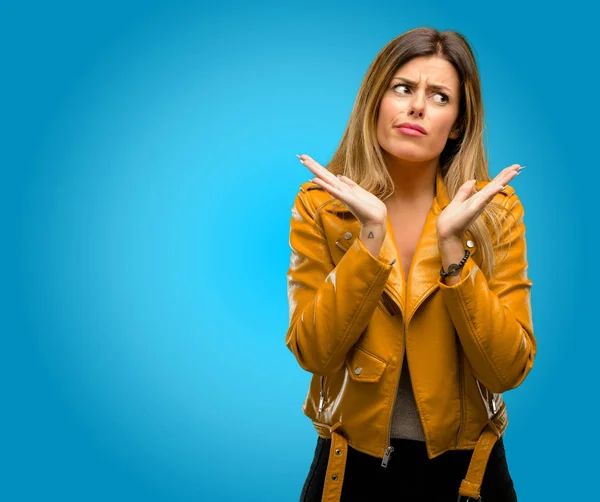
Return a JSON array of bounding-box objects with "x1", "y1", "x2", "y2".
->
[{"x1": 383, "y1": 152, "x2": 439, "y2": 207}]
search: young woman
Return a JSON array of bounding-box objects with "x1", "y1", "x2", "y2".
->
[{"x1": 285, "y1": 27, "x2": 535, "y2": 502}]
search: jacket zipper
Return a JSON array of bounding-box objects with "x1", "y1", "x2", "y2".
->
[
  {"x1": 475, "y1": 379, "x2": 498, "y2": 418},
  {"x1": 380, "y1": 290, "x2": 396, "y2": 316},
  {"x1": 455, "y1": 348, "x2": 464, "y2": 449},
  {"x1": 380, "y1": 283, "x2": 441, "y2": 467},
  {"x1": 381, "y1": 311, "x2": 406, "y2": 468},
  {"x1": 318, "y1": 375, "x2": 327, "y2": 413}
]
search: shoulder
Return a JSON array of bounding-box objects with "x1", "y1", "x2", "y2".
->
[{"x1": 294, "y1": 181, "x2": 336, "y2": 215}]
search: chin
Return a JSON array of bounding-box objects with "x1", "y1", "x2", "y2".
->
[{"x1": 383, "y1": 145, "x2": 429, "y2": 162}]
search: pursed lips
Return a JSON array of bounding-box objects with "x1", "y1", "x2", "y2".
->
[{"x1": 394, "y1": 123, "x2": 427, "y2": 136}]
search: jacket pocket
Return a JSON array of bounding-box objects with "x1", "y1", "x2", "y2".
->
[{"x1": 345, "y1": 345, "x2": 388, "y2": 383}]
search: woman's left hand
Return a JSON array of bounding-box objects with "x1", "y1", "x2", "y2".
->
[{"x1": 436, "y1": 164, "x2": 525, "y2": 241}]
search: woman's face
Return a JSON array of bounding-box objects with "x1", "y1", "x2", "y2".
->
[{"x1": 376, "y1": 55, "x2": 461, "y2": 163}]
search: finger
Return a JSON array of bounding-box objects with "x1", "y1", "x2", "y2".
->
[
  {"x1": 453, "y1": 179, "x2": 477, "y2": 203},
  {"x1": 476, "y1": 165, "x2": 522, "y2": 202},
  {"x1": 495, "y1": 164, "x2": 524, "y2": 185},
  {"x1": 299, "y1": 154, "x2": 339, "y2": 185},
  {"x1": 461, "y1": 164, "x2": 525, "y2": 209},
  {"x1": 481, "y1": 179, "x2": 507, "y2": 199},
  {"x1": 311, "y1": 176, "x2": 345, "y2": 200},
  {"x1": 337, "y1": 175, "x2": 358, "y2": 187},
  {"x1": 306, "y1": 164, "x2": 340, "y2": 188},
  {"x1": 469, "y1": 181, "x2": 505, "y2": 207}
]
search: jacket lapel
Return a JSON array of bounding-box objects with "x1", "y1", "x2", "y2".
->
[
  {"x1": 324, "y1": 168, "x2": 453, "y2": 324},
  {"x1": 403, "y1": 169, "x2": 450, "y2": 324},
  {"x1": 325, "y1": 194, "x2": 405, "y2": 313}
]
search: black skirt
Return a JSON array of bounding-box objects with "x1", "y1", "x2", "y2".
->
[{"x1": 300, "y1": 435, "x2": 518, "y2": 502}]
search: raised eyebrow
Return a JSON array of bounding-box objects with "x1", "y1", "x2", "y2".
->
[{"x1": 391, "y1": 77, "x2": 453, "y2": 94}]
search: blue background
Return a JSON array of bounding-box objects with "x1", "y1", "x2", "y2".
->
[{"x1": 2, "y1": 1, "x2": 594, "y2": 500}]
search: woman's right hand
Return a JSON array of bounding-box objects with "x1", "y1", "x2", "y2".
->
[{"x1": 298, "y1": 154, "x2": 387, "y2": 226}]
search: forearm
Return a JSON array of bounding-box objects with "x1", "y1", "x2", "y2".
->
[
  {"x1": 359, "y1": 221, "x2": 387, "y2": 260},
  {"x1": 438, "y1": 255, "x2": 535, "y2": 393},
  {"x1": 286, "y1": 193, "x2": 394, "y2": 376},
  {"x1": 286, "y1": 235, "x2": 394, "y2": 376},
  {"x1": 437, "y1": 229, "x2": 535, "y2": 392},
  {"x1": 432, "y1": 176, "x2": 535, "y2": 393}
]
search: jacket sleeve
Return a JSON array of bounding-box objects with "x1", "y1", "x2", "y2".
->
[
  {"x1": 438, "y1": 191, "x2": 536, "y2": 393},
  {"x1": 285, "y1": 188, "x2": 395, "y2": 376}
]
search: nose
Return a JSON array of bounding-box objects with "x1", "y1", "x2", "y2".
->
[{"x1": 408, "y1": 91, "x2": 425, "y2": 117}]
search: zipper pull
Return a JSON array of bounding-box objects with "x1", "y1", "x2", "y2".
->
[
  {"x1": 318, "y1": 391, "x2": 325, "y2": 412},
  {"x1": 381, "y1": 445, "x2": 394, "y2": 467},
  {"x1": 318, "y1": 375, "x2": 327, "y2": 412}
]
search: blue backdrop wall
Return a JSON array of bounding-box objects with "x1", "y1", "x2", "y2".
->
[{"x1": 2, "y1": 1, "x2": 594, "y2": 500}]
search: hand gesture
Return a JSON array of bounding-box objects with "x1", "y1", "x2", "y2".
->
[
  {"x1": 298, "y1": 154, "x2": 387, "y2": 226},
  {"x1": 436, "y1": 164, "x2": 526, "y2": 241}
]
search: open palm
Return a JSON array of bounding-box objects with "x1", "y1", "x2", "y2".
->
[
  {"x1": 436, "y1": 164, "x2": 525, "y2": 240},
  {"x1": 298, "y1": 154, "x2": 387, "y2": 225}
]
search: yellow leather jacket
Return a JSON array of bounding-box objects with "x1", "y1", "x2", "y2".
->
[{"x1": 285, "y1": 168, "x2": 535, "y2": 501}]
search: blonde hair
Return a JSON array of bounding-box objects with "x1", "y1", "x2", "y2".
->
[{"x1": 323, "y1": 27, "x2": 512, "y2": 279}]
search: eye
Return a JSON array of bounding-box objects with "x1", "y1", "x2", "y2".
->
[
  {"x1": 392, "y1": 84, "x2": 450, "y2": 104},
  {"x1": 392, "y1": 84, "x2": 410, "y2": 94},
  {"x1": 434, "y1": 93, "x2": 450, "y2": 104}
]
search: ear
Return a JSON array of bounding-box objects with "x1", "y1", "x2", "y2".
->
[{"x1": 448, "y1": 127, "x2": 460, "y2": 140}]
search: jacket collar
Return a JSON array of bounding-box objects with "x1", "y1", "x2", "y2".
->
[{"x1": 324, "y1": 168, "x2": 466, "y2": 324}]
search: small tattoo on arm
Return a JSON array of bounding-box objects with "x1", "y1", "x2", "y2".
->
[{"x1": 368, "y1": 231, "x2": 374, "y2": 239}]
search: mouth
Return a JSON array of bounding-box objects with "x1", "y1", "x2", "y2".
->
[{"x1": 394, "y1": 122, "x2": 427, "y2": 136}]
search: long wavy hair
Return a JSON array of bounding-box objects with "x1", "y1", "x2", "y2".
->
[{"x1": 322, "y1": 27, "x2": 512, "y2": 279}]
